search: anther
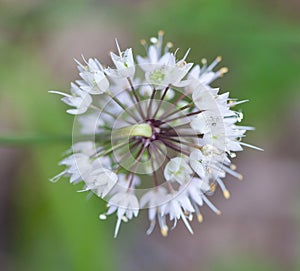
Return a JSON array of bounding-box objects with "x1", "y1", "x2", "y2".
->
[
  {"x1": 223, "y1": 190, "x2": 230, "y2": 199},
  {"x1": 197, "y1": 214, "x2": 203, "y2": 223},
  {"x1": 161, "y1": 226, "x2": 168, "y2": 237},
  {"x1": 158, "y1": 30, "x2": 164, "y2": 36},
  {"x1": 230, "y1": 164, "x2": 237, "y2": 170},
  {"x1": 201, "y1": 58, "x2": 207, "y2": 65},
  {"x1": 166, "y1": 42, "x2": 173, "y2": 48},
  {"x1": 220, "y1": 67, "x2": 228, "y2": 75}
]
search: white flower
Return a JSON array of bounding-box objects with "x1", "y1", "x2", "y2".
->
[
  {"x1": 140, "y1": 187, "x2": 168, "y2": 235},
  {"x1": 103, "y1": 192, "x2": 139, "y2": 237},
  {"x1": 51, "y1": 31, "x2": 261, "y2": 237},
  {"x1": 82, "y1": 168, "x2": 117, "y2": 197},
  {"x1": 160, "y1": 193, "x2": 195, "y2": 234},
  {"x1": 189, "y1": 149, "x2": 205, "y2": 178},
  {"x1": 137, "y1": 31, "x2": 174, "y2": 73},
  {"x1": 49, "y1": 83, "x2": 92, "y2": 115},
  {"x1": 192, "y1": 85, "x2": 219, "y2": 111},
  {"x1": 164, "y1": 157, "x2": 193, "y2": 184},
  {"x1": 106, "y1": 40, "x2": 135, "y2": 78},
  {"x1": 145, "y1": 51, "x2": 193, "y2": 88},
  {"x1": 76, "y1": 58, "x2": 109, "y2": 94},
  {"x1": 77, "y1": 112, "x2": 105, "y2": 135},
  {"x1": 187, "y1": 56, "x2": 228, "y2": 89}
]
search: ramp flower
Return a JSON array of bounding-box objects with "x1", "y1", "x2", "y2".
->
[{"x1": 50, "y1": 31, "x2": 261, "y2": 237}]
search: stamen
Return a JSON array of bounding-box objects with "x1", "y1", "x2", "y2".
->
[
  {"x1": 201, "y1": 58, "x2": 207, "y2": 65},
  {"x1": 218, "y1": 163, "x2": 243, "y2": 180},
  {"x1": 230, "y1": 164, "x2": 237, "y2": 170},
  {"x1": 205, "y1": 56, "x2": 222, "y2": 73},
  {"x1": 219, "y1": 67, "x2": 228, "y2": 76},
  {"x1": 180, "y1": 210, "x2": 194, "y2": 234},
  {"x1": 115, "y1": 39, "x2": 122, "y2": 56},
  {"x1": 158, "y1": 215, "x2": 168, "y2": 237},
  {"x1": 160, "y1": 226, "x2": 168, "y2": 237},
  {"x1": 239, "y1": 142, "x2": 264, "y2": 151},
  {"x1": 216, "y1": 178, "x2": 230, "y2": 199},
  {"x1": 114, "y1": 217, "x2": 122, "y2": 238},
  {"x1": 202, "y1": 194, "x2": 221, "y2": 215}
]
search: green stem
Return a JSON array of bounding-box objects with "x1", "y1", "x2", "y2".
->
[
  {"x1": 0, "y1": 134, "x2": 72, "y2": 146},
  {"x1": 0, "y1": 124, "x2": 152, "y2": 146}
]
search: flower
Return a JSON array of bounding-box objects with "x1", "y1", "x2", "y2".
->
[
  {"x1": 75, "y1": 57, "x2": 109, "y2": 94},
  {"x1": 50, "y1": 31, "x2": 261, "y2": 237},
  {"x1": 105, "y1": 40, "x2": 135, "y2": 79}
]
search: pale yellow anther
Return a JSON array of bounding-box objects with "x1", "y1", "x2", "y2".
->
[
  {"x1": 238, "y1": 174, "x2": 243, "y2": 181},
  {"x1": 201, "y1": 58, "x2": 207, "y2": 64},
  {"x1": 166, "y1": 42, "x2": 173, "y2": 48},
  {"x1": 230, "y1": 164, "x2": 237, "y2": 170},
  {"x1": 216, "y1": 210, "x2": 222, "y2": 215},
  {"x1": 210, "y1": 183, "x2": 216, "y2": 192},
  {"x1": 158, "y1": 30, "x2": 165, "y2": 36},
  {"x1": 161, "y1": 226, "x2": 168, "y2": 237},
  {"x1": 140, "y1": 39, "x2": 146, "y2": 45},
  {"x1": 197, "y1": 214, "x2": 203, "y2": 223},
  {"x1": 220, "y1": 67, "x2": 229, "y2": 75},
  {"x1": 216, "y1": 56, "x2": 222, "y2": 62},
  {"x1": 223, "y1": 190, "x2": 230, "y2": 199}
]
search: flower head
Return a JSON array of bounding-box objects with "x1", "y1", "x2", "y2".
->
[{"x1": 50, "y1": 31, "x2": 261, "y2": 237}]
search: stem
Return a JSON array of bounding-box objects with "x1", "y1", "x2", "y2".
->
[
  {"x1": 160, "y1": 102, "x2": 194, "y2": 120},
  {"x1": 98, "y1": 139, "x2": 132, "y2": 157},
  {"x1": 90, "y1": 104, "x2": 134, "y2": 125},
  {"x1": 164, "y1": 110, "x2": 203, "y2": 124},
  {"x1": 157, "y1": 137, "x2": 190, "y2": 156},
  {"x1": 127, "y1": 77, "x2": 146, "y2": 119},
  {"x1": 160, "y1": 123, "x2": 189, "y2": 131},
  {"x1": 147, "y1": 87, "x2": 157, "y2": 119},
  {"x1": 107, "y1": 91, "x2": 140, "y2": 122},
  {"x1": 160, "y1": 131, "x2": 203, "y2": 138},
  {"x1": 148, "y1": 147, "x2": 159, "y2": 187},
  {"x1": 152, "y1": 84, "x2": 171, "y2": 119},
  {"x1": 160, "y1": 92, "x2": 190, "y2": 118},
  {"x1": 0, "y1": 134, "x2": 71, "y2": 145},
  {"x1": 127, "y1": 142, "x2": 148, "y2": 191}
]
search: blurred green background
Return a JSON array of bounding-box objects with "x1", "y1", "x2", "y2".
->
[{"x1": 0, "y1": 0, "x2": 300, "y2": 270}]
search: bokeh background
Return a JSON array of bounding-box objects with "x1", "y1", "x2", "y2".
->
[{"x1": 1, "y1": 0, "x2": 300, "y2": 270}]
